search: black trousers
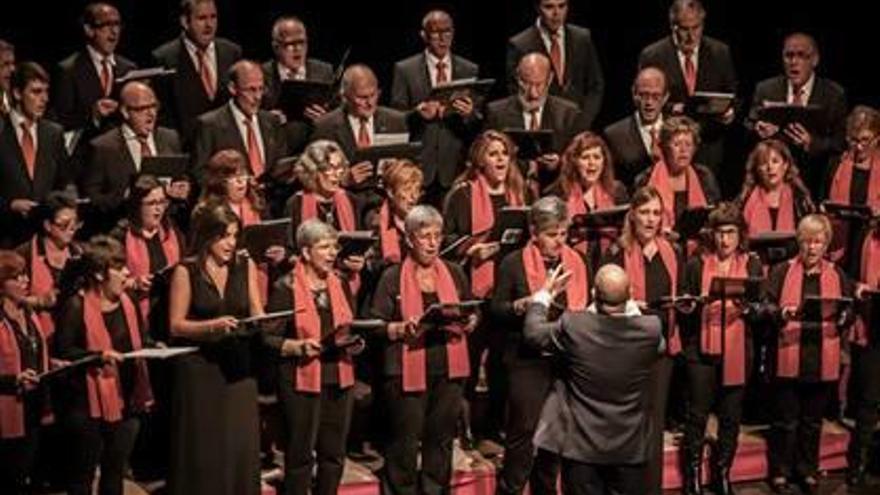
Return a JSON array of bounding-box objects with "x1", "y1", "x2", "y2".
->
[
  {"x1": 848, "y1": 344, "x2": 880, "y2": 462},
  {"x1": 465, "y1": 316, "x2": 507, "y2": 440},
  {"x1": 65, "y1": 414, "x2": 140, "y2": 495},
  {"x1": 645, "y1": 355, "x2": 673, "y2": 495},
  {"x1": 768, "y1": 380, "x2": 831, "y2": 479},
  {"x1": 278, "y1": 382, "x2": 354, "y2": 495},
  {"x1": 684, "y1": 360, "x2": 746, "y2": 467},
  {"x1": 559, "y1": 457, "x2": 647, "y2": 495},
  {"x1": 382, "y1": 374, "x2": 463, "y2": 495},
  {"x1": 496, "y1": 358, "x2": 558, "y2": 495},
  {"x1": 0, "y1": 427, "x2": 40, "y2": 494}
]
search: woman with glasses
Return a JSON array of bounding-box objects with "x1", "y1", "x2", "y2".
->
[
  {"x1": 0, "y1": 250, "x2": 52, "y2": 494},
  {"x1": 54, "y1": 236, "x2": 155, "y2": 495},
  {"x1": 16, "y1": 191, "x2": 83, "y2": 339},
  {"x1": 167, "y1": 201, "x2": 264, "y2": 495}
]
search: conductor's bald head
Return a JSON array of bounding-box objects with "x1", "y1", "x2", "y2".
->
[{"x1": 594, "y1": 264, "x2": 631, "y2": 314}]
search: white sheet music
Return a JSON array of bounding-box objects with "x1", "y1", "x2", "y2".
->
[{"x1": 124, "y1": 347, "x2": 198, "y2": 360}]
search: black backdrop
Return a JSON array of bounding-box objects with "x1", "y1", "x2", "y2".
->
[{"x1": 1, "y1": 0, "x2": 874, "y2": 135}]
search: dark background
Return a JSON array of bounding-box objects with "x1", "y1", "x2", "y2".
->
[{"x1": 1, "y1": 0, "x2": 873, "y2": 136}]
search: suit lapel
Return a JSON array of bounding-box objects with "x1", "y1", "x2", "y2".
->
[
  {"x1": 32, "y1": 121, "x2": 51, "y2": 194},
  {"x1": 337, "y1": 111, "x2": 357, "y2": 155},
  {"x1": 76, "y1": 51, "x2": 104, "y2": 106},
  {"x1": 176, "y1": 38, "x2": 207, "y2": 100},
  {"x1": 2, "y1": 116, "x2": 30, "y2": 189},
  {"x1": 628, "y1": 116, "x2": 650, "y2": 160},
  {"x1": 222, "y1": 105, "x2": 249, "y2": 153},
  {"x1": 662, "y1": 38, "x2": 687, "y2": 96},
  {"x1": 114, "y1": 128, "x2": 138, "y2": 176},
  {"x1": 258, "y1": 113, "x2": 275, "y2": 165},
  {"x1": 417, "y1": 54, "x2": 432, "y2": 96}
]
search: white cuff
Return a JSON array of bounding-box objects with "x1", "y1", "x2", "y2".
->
[{"x1": 532, "y1": 289, "x2": 553, "y2": 307}]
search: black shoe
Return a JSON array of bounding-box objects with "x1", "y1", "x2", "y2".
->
[
  {"x1": 769, "y1": 477, "x2": 790, "y2": 494},
  {"x1": 684, "y1": 459, "x2": 704, "y2": 495},
  {"x1": 796, "y1": 475, "x2": 819, "y2": 495},
  {"x1": 847, "y1": 448, "x2": 869, "y2": 487}
]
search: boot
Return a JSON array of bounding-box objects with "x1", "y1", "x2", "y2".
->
[
  {"x1": 683, "y1": 449, "x2": 704, "y2": 495},
  {"x1": 711, "y1": 463, "x2": 733, "y2": 495},
  {"x1": 712, "y1": 436, "x2": 736, "y2": 495},
  {"x1": 846, "y1": 447, "x2": 869, "y2": 487}
]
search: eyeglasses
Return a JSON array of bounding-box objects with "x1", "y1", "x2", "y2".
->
[
  {"x1": 127, "y1": 102, "x2": 159, "y2": 113},
  {"x1": 92, "y1": 20, "x2": 123, "y2": 30},
  {"x1": 142, "y1": 199, "x2": 170, "y2": 207},
  {"x1": 783, "y1": 49, "x2": 813, "y2": 61},
  {"x1": 274, "y1": 39, "x2": 306, "y2": 50},
  {"x1": 52, "y1": 219, "x2": 83, "y2": 232},
  {"x1": 425, "y1": 29, "x2": 454, "y2": 40}
]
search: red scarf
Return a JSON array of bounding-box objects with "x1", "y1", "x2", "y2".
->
[
  {"x1": 231, "y1": 198, "x2": 261, "y2": 227},
  {"x1": 469, "y1": 175, "x2": 523, "y2": 298},
  {"x1": 853, "y1": 230, "x2": 880, "y2": 346},
  {"x1": 624, "y1": 237, "x2": 681, "y2": 355},
  {"x1": 300, "y1": 191, "x2": 356, "y2": 231},
  {"x1": 777, "y1": 259, "x2": 842, "y2": 381},
  {"x1": 29, "y1": 237, "x2": 57, "y2": 338},
  {"x1": 829, "y1": 151, "x2": 880, "y2": 210},
  {"x1": 742, "y1": 185, "x2": 797, "y2": 237},
  {"x1": 291, "y1": 262, "x2": 354, "y2": 392},
  {"x1": 83, "y1": 291, "x2": 154, "y2": 422},
  {"x1": 399, "y1": 257, "x2": 470, "y2": 392},
  {"x1": 521, "y1": 241, "x2": 588, "y2": 310},
  {"x1": 125, "y1": 225, "x2": 181, "y2": 318},
  {"x1": 566, "y1": 183, "x2": 616, "y2": 255},
  {"x1": 378, "y1": 201, "x2": 403, "y2": 264},
  {"x1": 0, "y1": 312, "x2": 50, "y2": 439},
  {"x1": 699, "y1": 252, "x2": 749, "y2": 386},
  {"x1": 646, "y1": 161, "x2": 707, "y2": 229}
]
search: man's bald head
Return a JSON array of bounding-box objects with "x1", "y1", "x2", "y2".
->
[
  {"x1": 517, "y1": 53, "x2": 552, "y2": 111},
  {"x1": 119, "y1": 81, "x2": 158, "y2": 137},
  {"x1": 120, "y1": 81, "x2": 155, "y2": 106},
  {"x1": 594, "y1": 264, "x2": 631, "y2": 313},
  {"x1": 632, "y1": 67, "x2": 668, "y2": 123},
  {"x1": 518, "y1": 52, "x2": 552, "y2": 81},
  {"x1": 341, "y1": 64, "x2": 379, "y2": 119}
]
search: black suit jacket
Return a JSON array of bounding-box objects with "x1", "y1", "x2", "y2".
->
[
  {"x1": 525, "y1": 303, "x2": 662, "y2": 464},
  {"x1": 390, "y1": 52, "x2": 480, "y2": 188},
  {"x1": 507, "y1": 23, "x2": 604, "y2": 129},
  {"x1": 52, "y1": 49, "x2": 138, "y2": 132},
  {"x1": 0, "y1": 116, "x2": 69, "y2": 247},
  {"x1": 82, "y1": 125, "x2": 181, "y2": 214},
  {"x1": 603, "y1": 114, "x2": 653, "y2": 188},
  {"x1": 485, "y1": 95, "x2": 582, "y2": 153},
  {"x1": 310, "y1": 106, "x2": 409, "y2": 161},
  {"x1": 638, "y1": 36, "x2": 737, "y2": 107},
  {"x1": 261, "y1": 59, "x2": 335, "y2": 157},
  {"x1": 747, "y1": 75, "x2": 847, "y2": 159},
  {"x1": 191, "y1": 104, "x2": 287, "y2": 183},
  {"x1": 151, "y1": 36, "x2": 242, "y2": 147}
]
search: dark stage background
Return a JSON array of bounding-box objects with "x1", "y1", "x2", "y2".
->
[{"x1": 1, "y1": 0, "x2": 873, "y2": 149}]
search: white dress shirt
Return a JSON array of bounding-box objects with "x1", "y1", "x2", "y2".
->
[
  {"x1": 277, "y1": 62, "x2": 306, "y2": 82},
  {"x1": 522, "y1": 104, "x2": 545, "y2": 131},
  {"x1": 347, "y1": 113, "x2": 375, "y2": 144},
  {"x1": 636, "y1": 111, "x2": 663, "y2": 155},
  {"x1": 425, "y1": 50, "x2": 453, "y2": 88},
  {"x1": 183, "y1": 37, "x2": 217, "y2": 91},
  {"x1": 86, "y1": 44, "x2": 116, "y2": 87},
  {"x1": 675, "y1": 43, "x2": 700, "y2": 80},
  {"x1": 536, "y1": 19, "x2": 566, "y2": 75},
  {"x1": 787, "y1": 73, "x2": 816, "y2": 105},
  {"x1": 9, "y1": 108, "x2": 38, "y2": 152}
]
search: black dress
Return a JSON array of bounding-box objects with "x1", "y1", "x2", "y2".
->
[{"x1": 168, "y1": 255, "x2": 260, "y2": 495}]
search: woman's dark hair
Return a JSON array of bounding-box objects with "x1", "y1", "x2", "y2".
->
[
  {"x1": 58, "y1": 235, "x2": 125, "y2": 299},
  {"x1": 0, "y1": 250, "x2": 26, "y2": 287},
  {"x1": 619, "y1": 186, "x2": 664, "y2": 250},
  {"x1": 555, "y1": 131, "x2": 617, "y2": 197},
  {"x1": 127, "y1": 174, "x2": 167, "y2": 228},
  {"x1": 187, "y1": 199, "x2": 240, "y2": 258},
  {"x1": 200, "y1": 149, "x2": 265, "y2": 212},
  {"x1": 702, "y1": 202, "x2": 748, "y2": 252},
  {"x1": 36, "y1": 189, "x2": 79, "y2": 225}
]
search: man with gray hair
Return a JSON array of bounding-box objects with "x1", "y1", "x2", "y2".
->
[
  {"x1": 312, "y1": 64, "x2": 409, "y2": 189},
  {"x1": 0, "y1": 39, "x2": 15, "y2": 115},
  {"x1": 523, "y1": 263, "x2": 663, "y2": 495}
]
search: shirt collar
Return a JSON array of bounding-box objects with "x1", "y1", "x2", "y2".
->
[
  {"x1": 587, "y1": 299, "x2": 643, "y2": 316},
  {"x1": 9, "y1": 108, "x2": 35, "y2": 130},
  {"x1": 536, "y1": 18, "x2": 564, "y2": 40},
  {"x1": 277, "y1": 61, "x2": 305, "y2": 81},
  {"x1": 789, "y1": 73, "x2": 816, "y2": 101},
  {"x1": 229, "y1": 100, "x2": 255, "y2": 124},
  {"x1": 121, "y1": 123, "x2": 149, "y2": 141},
  {"x1": 425, "y1": 50, "x2": 451, "y2": 70},
  {"x1": 86, "y1": 44, "x2": 116, "y2": 68},
  {"x1": 635, "y1": 111, "x2": 662, "y2": 130},
  {"x1": 183, "y1": 36, "x2": 215, "y2": 58}
]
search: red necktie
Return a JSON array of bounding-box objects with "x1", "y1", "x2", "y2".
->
[
  {"x1": 197, "y1": 49, "x2": 216, "y2": 100},
  {"x1": 100, "y1": 58, "x2": 113, "y2": 97},
  {"x1": 550, "y1": 31, "x2": 564, "y2": 85},
  {"x1": 683, "y1": 52, "x2": 697, "y2": 96},
  {"x1": 138, "y1": 136, "x2": 152, "y2": 159},
  {"x1": 649, "y1": 126, "x2": 662, "y2": 161},
  {"x1": 529, "y1": 109, "x2": 540, "y2": 131},
  {"x1": 20, "y1": 123, "x2": 36, "y2": 179},
  {"x1": 357, "y1": 118, "x2": 371, "y2": 148},
  {"x1": 435, "y1": 61, "x2": 448, "y2": 85},
  {"x1": 243, "y1": 119, "x2": 264, "y2": 177},
  {"x1": 792, "y1": 87, "x2": 805, "y2": 106}
]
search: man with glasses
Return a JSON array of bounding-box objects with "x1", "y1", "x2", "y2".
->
[
  {"x1": 0, "y1": 62, "x2": 69, "y2": 248},
  {"x1": 53, "y1": 2, "x2": 137, "y2": 135},
  {"x1": 390, "y1": 9, "x2": 480, "y2": 207},
  {"x1": 261, "y1": 16, "x2": 334, "y2": 156},
  {"x1": 83, "y1": 81, "x2": 184, "y2": 234},
  {"x1": 638, "y1": 0, "x2": 738, "y2": 181},
  {"x1": 604, "y1": 67, "x2": 670, "y2": 187},
  {"x1": 506, "y1": 0, "x2": 604, "y2": 130},
  {"x1": 748, "y1": 32, "x2": 848, "y2": 196},
  {"x1": 192, "y1": 60, "x2": 287, "y2": 189}
]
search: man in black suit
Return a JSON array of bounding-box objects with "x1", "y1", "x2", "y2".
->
[
  {"x1": 391, "y1": 9, "x2": 481, "y2": 207},
  {"x1": 486, "y1": 52, "x2": 582, "y2": 193},
  {"x1": 192, "y1": 60, "x2": 287, "y2": 187},
  {"x1": 524, "y1": 263, "x2": 663, "y2": 495},
  {"x1": 53, "y1": 3, "x2": 137, "y2": 134},
  {"x1": 604, "y1": 67, "x2": 669, "y2": 188},
  {"x1": 152, "y1": 0, "x2": 242, "y2": 148},
  {"x1": 82, "y1": 81, "x2": 184, "y2": 232},
  {"x1": 261, "y1": 16, "x2": 335, "y2": 156},
  {"x1": 0, "y1": 39, "x2": 14, "y2": 116},
  {"x1": 312, "y1": 64, "x2": 409, "y2": 188},
  {"x1": 747, "y1": 32, "x2": 847, "y2": 196},
  {"x1": 638, "y1": 0, "x2": 737, "y2": 177},
  {"x1": 506, "y1": 0, "x2": 604, "y2": 129},
  {"x1": 0, "y1": 63, "x2": 68, "y2": 248}
]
